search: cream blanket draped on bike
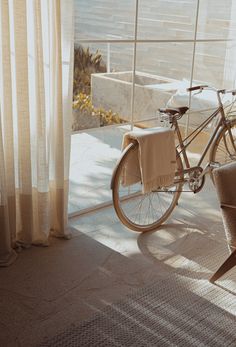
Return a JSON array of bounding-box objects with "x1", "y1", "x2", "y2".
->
[{"x1": 122, "y1": 127, "x2": 176, "y2": 193}]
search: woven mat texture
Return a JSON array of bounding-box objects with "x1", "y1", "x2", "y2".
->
[{"x1": 39, "y1": 271, "x2": 236, "y2": 347}]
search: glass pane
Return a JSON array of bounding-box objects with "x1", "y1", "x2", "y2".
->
[
  {"x1": 74, "y1": 0, "x2": 136, "y2": 41},
  {"x1": 133, "y1": 42, "x2": 194, "y2": 127},
  {"x1": 186, "y1": 41, "x2": 236, "y2": 130},
  {"x1": 194, "y1": 42, "x2": 236, "y2": 89},
  {"x1": 138, "y1": 0, "x2": 197, "y2": 40},
  {"x1": 69, "y1": 124, "x2": 132, "y2": 213},
  {"x1": 197, "y1": 0, "x2": 236, "y2": 40},
  {"x1": 91, "y1": 42, "x2": 135, "y2": 124},
  {"x1": 73, "y1": 43, "x2": 134, "y2": 132},
  {"x1": 70, "y1": 42, "x2": 134, "y2": 213}
]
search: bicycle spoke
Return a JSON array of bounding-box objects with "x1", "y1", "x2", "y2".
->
[
  {"x1": 113, "y1": 90, "x2": 236, "y2": 232},
  {"x1": 210, "y1": 119, "x2": 236, "y2": 171},
  {"x1": 113, "y1": 142, "x2": 183, "y2": 231}
]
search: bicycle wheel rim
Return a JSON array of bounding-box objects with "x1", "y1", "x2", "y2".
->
[
  {"x1": 210, "y1": 119, "x2": 236, "y2": 166},
  {"x1": 112, "y1": 143, "x2": 183, "y2": 232}
]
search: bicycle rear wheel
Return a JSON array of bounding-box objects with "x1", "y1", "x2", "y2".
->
[
  {"x1": 210, "y1": 118, "x2": 236, "y2": 167},
  {"x1": 112, "y1": 142, "x2": 183, "y2": 232}
]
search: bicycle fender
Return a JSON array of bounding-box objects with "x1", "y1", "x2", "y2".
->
[{"x1": 110, "y1": 142, "x2": 137, "y2": 189}]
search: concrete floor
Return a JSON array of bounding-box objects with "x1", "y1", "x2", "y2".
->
[{"x1": 69, "y1": 125, "x2": 127, "y2": 214}]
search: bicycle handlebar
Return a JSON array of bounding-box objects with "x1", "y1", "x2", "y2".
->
[
  {"x1": 187, "y1": 85, "x2": 208, "y2": 92},
  {"x1": 187, "y1": 85, "x2": 236, "y2": 96},
  {"x1": 221, "y1": 89, "x2": 236, "y2": 96}
]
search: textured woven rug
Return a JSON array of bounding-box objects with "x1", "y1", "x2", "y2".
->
[{"x1": 39, "y1": 272, "x2": 236, "y2": 347}]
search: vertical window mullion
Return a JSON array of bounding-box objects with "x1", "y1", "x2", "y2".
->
[
  {"x1": 130, "y1": 0, "x2": 139, "y2": 130},
  {"x1": 185, "y1": 0, "x2": 201, "y2": 137}
]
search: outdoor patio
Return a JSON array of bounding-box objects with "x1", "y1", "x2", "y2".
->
[{"x1": 69, "y1": 125, "x2": 128, "y2": 214}]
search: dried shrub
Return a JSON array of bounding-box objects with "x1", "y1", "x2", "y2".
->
[
  {"x1": 73, "y1": 93, "x2": 124, "y2": 131},
  {"x1": 73, "y1": 45, "x2": 106, "y2": 97}
]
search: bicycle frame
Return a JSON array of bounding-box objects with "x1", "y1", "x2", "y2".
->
[
  {"x1": 173, "y1": 96, "x2": 236, "y2": 172},
  {"x1": 111, "y1": 85, "x2": 236, "y2": 231}
]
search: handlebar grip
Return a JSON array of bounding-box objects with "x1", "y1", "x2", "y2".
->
[
  {"x1": 228, "y1": 89, "x2": 236, "y2": 96},
  {"x1": 220, "y1": 89, "x2": 236, "y2": 95},
  {"x1": 187, "y1": 85, "x2": 208, "y2": 92}
]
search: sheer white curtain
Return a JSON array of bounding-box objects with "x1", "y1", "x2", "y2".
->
[{"x1": 0, "y1": 0, "x2": 74, "y2": 266}]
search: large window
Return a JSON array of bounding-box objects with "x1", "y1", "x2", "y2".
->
[
  {"x1": 69, "y1": 0, "x2": 236, "y2": 214},
  {"x1": 73, "y1": 0, "x2": 236, "y2": 131}
]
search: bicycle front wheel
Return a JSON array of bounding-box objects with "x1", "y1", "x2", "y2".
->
[
  {"x1": 210, "y1": 118, "x2": 236, "y2": 167},
  {"x1": 112, "y1": 142, "x2": 183, "y2": 232}
]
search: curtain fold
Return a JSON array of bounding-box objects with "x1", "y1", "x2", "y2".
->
[{"x1": 0, "y1": 0, "x2": 74, "y2": 266}]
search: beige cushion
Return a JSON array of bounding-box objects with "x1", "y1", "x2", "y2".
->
[{"x1": 213, "y1": 162, "x2": 236, "y2": 249}]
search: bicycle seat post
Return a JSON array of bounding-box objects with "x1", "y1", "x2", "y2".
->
[{"x1": 173, "y1": 116, "x2": 191, "y2": 169}]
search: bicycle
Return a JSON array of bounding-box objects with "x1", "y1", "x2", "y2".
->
[{"x1": 111, "y1": 85, "x2": 236, "y2": 232}]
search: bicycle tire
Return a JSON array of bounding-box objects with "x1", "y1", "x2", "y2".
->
[
  {"x1": 112, "y1": 142, "x2": 183, "y2": 232},
  {"x1": 209, "y1": 118, "x2": 236, "y2": 171}
]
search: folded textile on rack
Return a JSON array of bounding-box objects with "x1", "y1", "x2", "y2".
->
[{"x1": 121, "y1": 127, "x2": 176, "y2": 193}]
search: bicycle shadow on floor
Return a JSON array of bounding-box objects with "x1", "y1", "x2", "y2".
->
[{"x1": 137, "y1": 222, "x2": 236, "y2": 290}]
